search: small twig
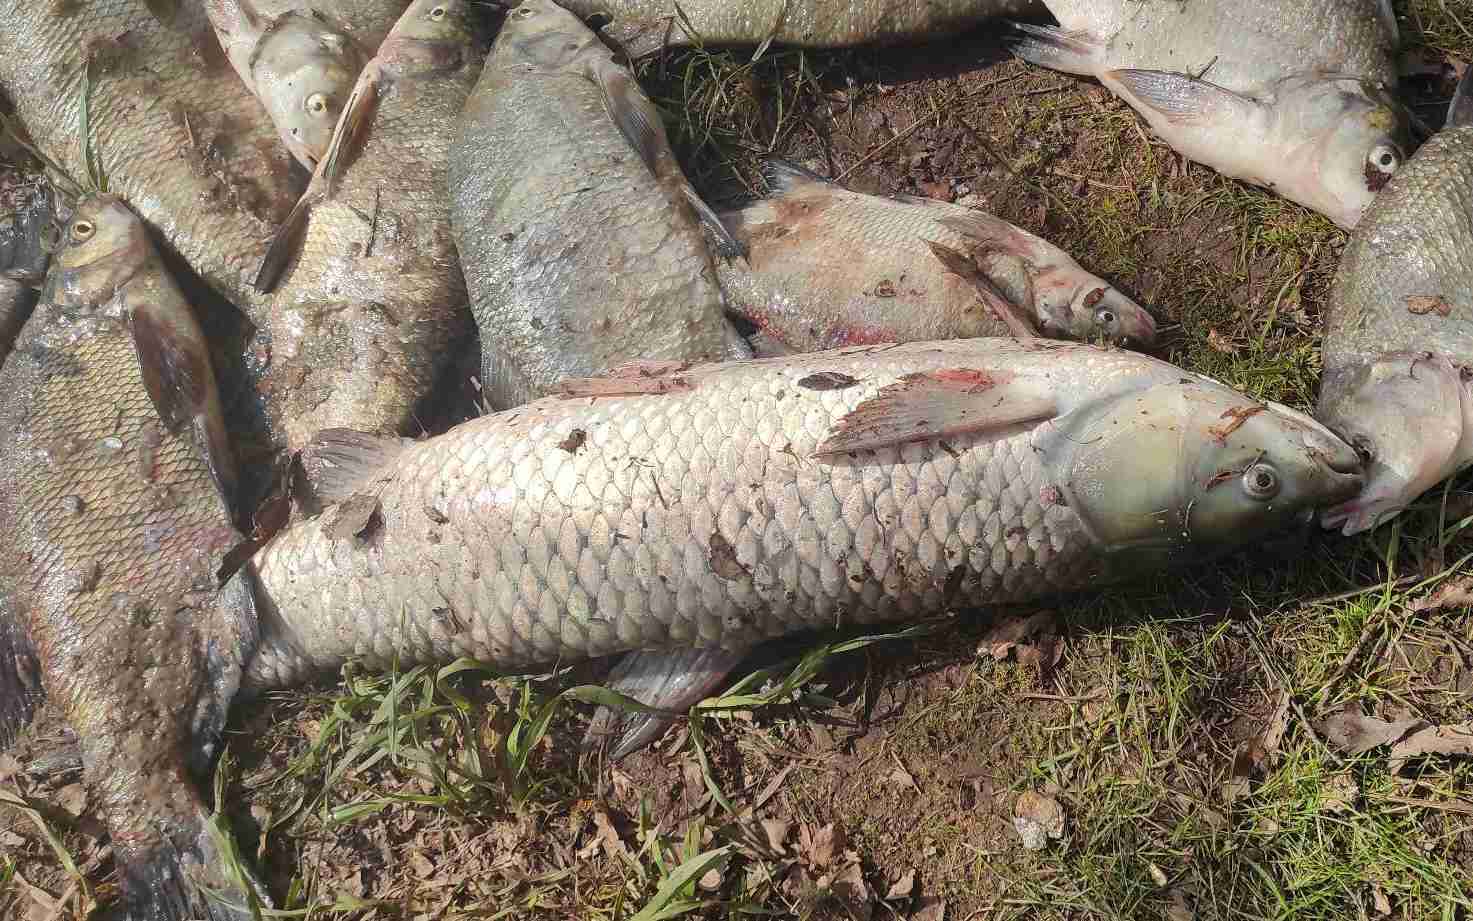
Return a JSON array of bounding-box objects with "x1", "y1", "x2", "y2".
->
[
  {"x1": 1020, "y1": 691, "x2": 1105, "y2": 703},
  {"x1": 1245, "y1": 634, "x2": 1344, "y2": 768},
  {"x1": 835, "y1": 107, "x2": 938, "y2": 182},
  {"x1": 1047, "y1": 169, "x2": 1129, "y2": 192},
  {"x1": 1371, "y1": 793, "x2": 1473, "y2": 816}
]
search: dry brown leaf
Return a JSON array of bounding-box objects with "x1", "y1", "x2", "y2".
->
[
  {"x1": 1315, "y1": 707, "x2": 1426, "y2": 754},
  {"x1": 760, "y1": 818, "x2": 791, "y2": 854},
  {"x1": 1164, "y1": 888, "x2": 1194, "y2": 921},
  {"x1": 888, "y1": 754, "x2": 919, "y2": 792},
  {"x1": 1207, "y1": 328, "x2": 1238, "y2": 355},
  {"x1": 1260, "y1": 690, "x2": 1291, "y2": 755},
  {"x1": 55, "y1": 783, "x2": 87, "y2": 818},
  {"x1": 1405, "y1": 294, "x2": 1453, "y2": 317},
  {"x1": 801, "y1": 822, "x2": 845, "y2": 869},
  {"x1": 981, "y1": 611, "x2": 1057, "y2": 660},
  {"x1": 409, "y1": 851, "x2": 434, "y2": 879},
  {"x1": 885, "y1": 868, "x2": 916, "y2": 901},
  {"x1": 1411, "y1": 578, "x2": 1473, "y2": 612},
  {"x1": 1371, "y1": 883, "x2": 1392, "y2": 916},
  {"x1": 1320, "y1": 773, "x2": 1358, "y2": 814},
  {"x1": 913, "y1": 899, "x2": 947, "y2": 921},
  {"x1": 698, "y1": 868, "x2": 723, "y2": 891},
  {"x1": 829, "y1": 860, "x2": 871, "y2": 912},
  {"x1": 1012, "y1": 790, "x2": 1065, "y2": 850},
  {"x1": 1389, "y1": 723, "x2": 1473, "y2": 770}
]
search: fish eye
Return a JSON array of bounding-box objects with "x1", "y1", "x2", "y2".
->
[
  {"x1": 70, "y1": 219, "x2": 95, "y2": 242},
  {"x1": 1094, "y1": 306, "x2": 1118, "y2": 330},
  {"x1": 1241, "y1": 462, "x2": 1280, "y2": 501},
  {"x1": 1367, "y1": 143, "x2": 1401, "y2": 173},
  {"x1": 429, "y1": 4, "x2": 447, "y2": 19},
  {"x1": 305, "y1": 92, "x2": 329, "y2": 115},
  {"x1": 515, "y1": 5, "x2": 535, "y2": 17}
]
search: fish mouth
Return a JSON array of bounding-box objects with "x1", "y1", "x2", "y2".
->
[{"x1": 1119, "y1": 309, "x2": 1158, "y2": 349}]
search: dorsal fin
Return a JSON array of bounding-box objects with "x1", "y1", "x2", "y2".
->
[
  {"x1": 1450, "y1": 66, "x2": 1473, "y2": 130},
  {"x1": 761, "y1": 158, "x2": 830, "y2": 195},
  {"x1": 297, "y1": 428, "x2": 412, "y2": 505}
]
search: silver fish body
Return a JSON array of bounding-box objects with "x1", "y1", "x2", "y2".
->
[
  {"x1": 1015, "y1": 0, "x2": 1407, "y2": 229},
  {"x1": 0, "y1": 0, "x2": 301, "y2": 325},
  {"x1": 558, "y1": 0, "x2": 1043, "y2": 56},
  {"x1": 242, "y1": 339, "x2": 1362, "y2": 690},
  {"x1": 253, "y1": 0, "x2": 487, "y2": 450},
  {"x1": 0, "y1": 195, "x2": 264, "y2": 921},
  {"x1": 449, "y1": 0, "x2": 740, "y2": 412},
  {"x1": 719, "y1": 160, "x2": 1157, "y2": 352},
  {"x1": 1316, "y1": 77, "x2": 1473, "y2": 535}
]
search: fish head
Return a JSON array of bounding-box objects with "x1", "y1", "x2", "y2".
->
[
  {"x1": 1056, "y1": 379, "x2": 1363, "y2": 572},
  {"x1": 253, "y1": 15, "x2": 364, "y2": 169},
  {"x1": 392, "y1": 0, "x2": 482, "y2": 43},
  {"x1": 1033, "y1": 274, "x2": 1158, "y2": 349},
  {"x1": 1273, "y1": 77, "x2": 1408, "y2": 230},
  {"x1": 1317, "y1": 352, "x2": 1473, "y2": 535},
  {"x1": 499, "y1": 0, "x2": 604, "y2": 68},
  {"x1": 43, "y1": 195, "x2": 150, "y2": 308}
]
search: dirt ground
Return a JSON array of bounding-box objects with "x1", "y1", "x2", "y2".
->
[{"x1": 4, "y1": 2, "x2": 1473, "y2": 920}]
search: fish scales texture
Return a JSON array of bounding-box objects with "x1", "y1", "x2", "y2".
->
[
  {"x1": 242, "y1": 339, "x2": 1363, "y2": 688},
  {"x1": 1050, "y1": 0, "x2": 1397, "y2": 94},
  {"x1": 560, "y1": 0, "x2": 1041, "y2": 55},
  {"x1": 0, "y1": 196, "x2": 260, "y2": 918},
  {"x1": 1324, "y1": 128, "x2": 1473, "y2": 362},
  {"x1": 246, "y1": 349, "x2": 1098, "y2": 686},
  {"x1": 0, "y1": 0, "x2": 301, "y2": 325},
  {"x1": 248, "y1": 0, "x2": 411, "y2": 48},
  {"x1": 450, "y1": 0, "x2": 730, "y2": 410},
  {"x1": 264, "y1": 1, "x2": 486, "y2": 449}
]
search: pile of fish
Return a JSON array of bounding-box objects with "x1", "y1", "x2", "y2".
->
[{"x1": 0, "y1": 0, "x2": 1464, "y2": 918}]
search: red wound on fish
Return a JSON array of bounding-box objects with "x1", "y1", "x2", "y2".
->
[
  {"x1": 1207, "y1": 404, "x2": 1265, "y2": 442},
  {"x1": 814, "y1": 368, "x2": 1056, "y2": 457}
]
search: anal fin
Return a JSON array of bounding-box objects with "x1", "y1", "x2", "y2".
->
[
  {"x1": 583, "y1": 647, "x2": 748, "y2": 760},
  {"x1": 1005, "y1": 22, "x2": 1104, "y2": 75}
]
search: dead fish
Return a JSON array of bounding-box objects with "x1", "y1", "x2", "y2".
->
[
  {"x1": 558, "y1": 0, "x2": 1044, "y2": 57},
  {"x1": 238, "y1": 338, "x2": 1361, "y2": 758},
  {"x1": 0, "y1": 0, "x2": 302, "y2": 324},
  {"x1": 1317, "y1": 70, "x2": 1473, "y2": 535},
  {"x1": 718, "y1": 159, "x2": 1157, "y2": 353},
  {"x1": 1012, "y1": 0, "x2": 1408, "y2": 229},
  {"x1": 204, "y1": 1, "x2": 371, "y2": 170},
  {"x1": 0, "y1": 184, "x2": 53, "y2": 368},
  {"x1": 448, "y1": 0, "x2": 744, "y2": 412},
  {"x1": 0, "y1": 195, "x2": 266, "y2": 920},
  {"x1": 251, "y1": 0, "x2": 487, "y2": 450}
]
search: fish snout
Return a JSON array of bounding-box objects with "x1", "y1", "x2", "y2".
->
[{"x1": 1117, "y1": 306, "x2": 1158, "y2": 349}]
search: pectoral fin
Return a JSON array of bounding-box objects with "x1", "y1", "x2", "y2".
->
[
  {"x1": 761, "y1": 157, "x2": 831, "y2": 194},
  {"x1": 1449, "y1": 66, "x2": 1473, "y2": 130},
  {"x1": 589, "y1": 58, "x2": 747, "y2": 258},
  {"x1": 1107, "y1": 69, "x2": 1260, "y2": 128},
  {"x1": 252, "y1": 189, "x2": 313, "y2": 292},
  {"x1": 815, "y1": 367, "x2": 1057, "y2": 457},
  {"x1": 582, "y1": 647, "x2": 749, "y2": 760},
  {"x1": 320, "y1": 64, "x2": 382, "y2": 197},
  {"x1": 926, "y1": 240, "x2": 1040, "y2": 338}
]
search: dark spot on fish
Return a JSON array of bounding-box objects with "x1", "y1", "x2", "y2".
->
[
  {"x1": 1203, "y1": 469, "x2": 1238, "y2": 490},
  {"x1": 938, "y1": 440, "x2": 961, "y2": 458},
  {"x1": 424, "y1": 505, "x2": 449, "y2": 524},
  {"x1": 557, "y1": 429, "x2": 587, "y2": 454},
  {"x1": 943, "y1": 564, "x2": 966, "y2": 602},
  {"x1": 69, "y1": 560, "x2": 102, "y2": 595},
  {"x1": 61, "y1": 495, "x2": 85, "y2": 515},
  {"x1": 1405, "y1": 295, "x2": 1452, "y2": 317},
  {"x1": 873, "y1": 279, "x2": 897, "y2": 297},
  {"x1": 797, "y1": 371, "x2": 859, "y2": 391},
  {"x1": 709, "y1": 532, "x2": 749, "y2": 581},
  {"x1": 1039, "y1": 485, "x2": 1066, "y2": 507}
]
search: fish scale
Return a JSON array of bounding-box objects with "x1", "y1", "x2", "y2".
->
[{"x1": 241, "y1": 339, "x2": 1362, "y2": 695}]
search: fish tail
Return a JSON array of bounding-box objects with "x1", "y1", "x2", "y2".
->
[
  {"x1": 1005, "y1": 22, "x2": 1102, "y2": 76},
  {"x1": 0, "y1": 592, "x2": 43, "y2": 750},
  {"x1": 113, "y1": 806, "x2": 272, "y2": 921}
]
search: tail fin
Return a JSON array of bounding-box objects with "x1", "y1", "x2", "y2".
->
[
  {"x1": 1005, "y1": 22, "x2": 1103, "y2": 76},
  {"x1": 114, "y1": 808, "x2": 272, "y2": 921},
  {"x1": 0, "y1": 593, "x2": 43, "y2": 751},
  {"x1": 760, "y1": 157, "x2": 831, "y2": 195},
  {"x1": 1449, "y1": 64, "x2": 1473, "y2": 130}
]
